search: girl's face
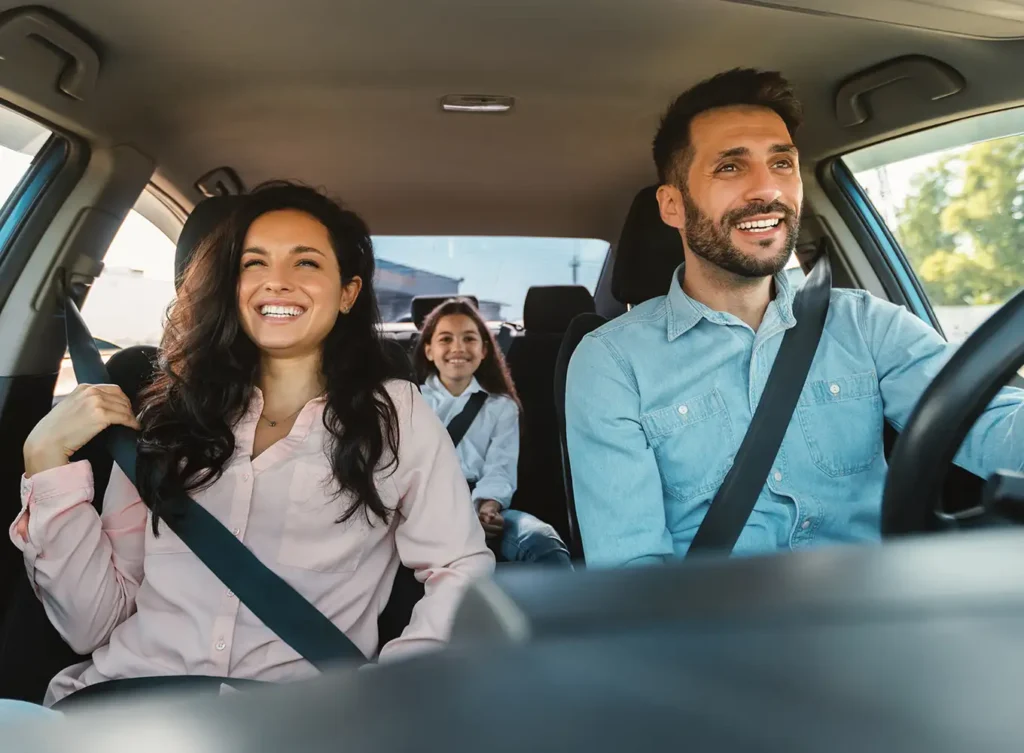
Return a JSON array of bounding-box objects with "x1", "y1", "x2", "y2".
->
[
  {"x1": 237, "y1": 209, "x2": 362, "y2": 358},
  {"x1": 424, "y1": 314, "x2": 487, "y2": 385}
]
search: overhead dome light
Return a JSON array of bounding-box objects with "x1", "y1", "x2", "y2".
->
[{"x1": 440, "y1": 94, "x2": 514, "y2": 113}]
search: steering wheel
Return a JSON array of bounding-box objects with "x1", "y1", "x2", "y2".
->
[{"x1": 881, "y1": 287, "x2": 1024, "y2": 536}]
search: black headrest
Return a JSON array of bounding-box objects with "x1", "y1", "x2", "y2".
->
[
  {"x1": 411, "y1": 295, "x2": 479, "y2": 330},
  {"x1": 610, "y1": 186, "x2": 684, "y2": 306},
  {"x1": 523, "y1": 285, "x2": 596, "y2": 334},
  {"x1": 174, "y1": 195, "x2": 243, "y2": 290}
]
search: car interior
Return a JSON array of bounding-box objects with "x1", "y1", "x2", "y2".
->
[{"x1": 0, "y1": 0, "x2": 1023, "y2": 748}]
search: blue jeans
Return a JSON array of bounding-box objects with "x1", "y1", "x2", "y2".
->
[{"x1": 498, "y1": 509, "x2": 573, "y2": 568}]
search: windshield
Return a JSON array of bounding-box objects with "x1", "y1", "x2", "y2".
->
[{"x1": 372, "y1": 236, "x2": 610, "y2": 325}]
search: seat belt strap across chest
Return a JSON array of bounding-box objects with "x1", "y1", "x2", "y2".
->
[
  {"x1": 63, "y1": 295, "x2": 363, "y2": 670},
  {"x1": 687, "y1": 249, "x2": 833, "y2": 556},
  {"x1": 446, "y1": 391, "x2": 488, "y2": 447}
]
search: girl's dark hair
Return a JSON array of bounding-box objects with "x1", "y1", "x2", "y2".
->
[
  {"x1": 137, "y1": 180, "x2": 404, "y2": 532},
  {"x1": 413, "y1": 298, "x2": 520, "y2": 406}
]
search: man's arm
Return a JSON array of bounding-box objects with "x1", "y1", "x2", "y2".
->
[
  {"x1": 564, "y1": 333, "x2": 672, "y2": 567},
  {"x1": 861, "y1": 293, "x2": 1024, "y2": 477}
]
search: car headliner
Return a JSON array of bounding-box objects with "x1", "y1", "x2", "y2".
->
[{"x1": 1, "y1": 0, "x2": 1023, "y2": 240}]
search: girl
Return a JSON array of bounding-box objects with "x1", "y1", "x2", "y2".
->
[
  {"x1": 414, "y1": 299, "x2": 572, "y2": 568},
  {"x1": 11, "y1": 182, "x2": 493, "y2": 708}
]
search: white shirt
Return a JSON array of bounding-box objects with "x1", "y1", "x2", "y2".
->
[{"x1": 420, "y1": 375, "x2": 519, "y2": 510}]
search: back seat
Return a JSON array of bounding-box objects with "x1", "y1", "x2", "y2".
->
[{"x1": 506, "y1": 285, "x2": 595, "y2": 543}]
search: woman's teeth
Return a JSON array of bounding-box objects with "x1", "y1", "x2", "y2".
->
[
  {"x1": 736, "y1": 218, "x2": 781, "y2": 232},
  {"x1": 260, "y1": 305, "x2": 304, "y2": 318}
]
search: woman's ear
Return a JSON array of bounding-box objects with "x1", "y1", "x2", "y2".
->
[{"x1": 339, "y1": 275, "x2": 363, "y2": 314}]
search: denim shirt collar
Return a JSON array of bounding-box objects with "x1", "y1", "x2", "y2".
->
[{"x1": 665, "y1": 263, "x2": 798, "y2": 341}]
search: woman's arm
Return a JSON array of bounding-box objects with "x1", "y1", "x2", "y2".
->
[
  {"x1": 10, "y1": 460, "x2": 147, "y2": 654},
  {"x1": 378, "y1": 383, "x2": 495, "y2": 662}
]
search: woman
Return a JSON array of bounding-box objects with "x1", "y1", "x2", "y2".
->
[
  {"x1": 414, "y1": 299, "x2": 572, "y2": 568},
  {"x1": 11, "y1": 181, "x2": 494, "y2": 708}
]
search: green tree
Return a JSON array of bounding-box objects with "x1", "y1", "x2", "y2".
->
[{"x1": 894, "y1": 136, "x2": 1024, "y2": 306}]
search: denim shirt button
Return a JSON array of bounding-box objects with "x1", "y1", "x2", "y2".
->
[
  {"x1": 829, "y1": 383, "x2": 841, "y2": 395},
  {"x1": 678, "y1": 405, "x2": 688, "y2": 415},
  {"x1": 801, "y1": 519, "x2": 812, "y2": 530},
  {"x1": 773, "y1": 471, "x2": 783, "y2": 482}
]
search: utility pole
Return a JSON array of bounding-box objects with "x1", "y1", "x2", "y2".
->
[{"x1": 570, "y1": 252, "x2": 580, "y2": 284}]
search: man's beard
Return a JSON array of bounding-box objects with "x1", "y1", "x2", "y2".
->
[{"x1": 680, "y1": 187, "x2": 799, "y2": 279}]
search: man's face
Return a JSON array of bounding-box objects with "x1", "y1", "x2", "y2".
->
[{"x1": 662, "y1": 105, "x2": 802, "y2": 278}]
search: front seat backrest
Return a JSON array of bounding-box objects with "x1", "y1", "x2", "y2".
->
[
  {"x1": 505, "y1": 285, "x2": 594, "y2": 543},
  {"x1": 555, "y1": 186, "x2": 682, "y2": 562}
]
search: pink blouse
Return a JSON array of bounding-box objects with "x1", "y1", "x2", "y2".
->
[{"x1": 11, "y1": 380, "x2": 494, "y2": 706}]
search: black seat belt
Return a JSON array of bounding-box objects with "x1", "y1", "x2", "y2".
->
[
  {"x1": 63, "y1": 296, "x2": 363, "y2": 671},
  {"x1": 687, "y1": 248, "x2": 833, "y2": 556},
  {"x1": 446, "y1": 391, "x2": 488, "y2": 447}
]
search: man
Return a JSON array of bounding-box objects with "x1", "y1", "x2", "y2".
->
[{"x1": 564, "y1": 68, "x2": 1024, "y2": 567}]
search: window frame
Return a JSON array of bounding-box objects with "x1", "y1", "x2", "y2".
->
[
  {"x1": 0, "y1": 102, "x2": 88, "y2": 314},
  {"x1": 828, "y1": 105, "x2": 1024, "y2": 342},
  {"x1": 827, "y1": 158, "x2": 940, "y2": 331}
]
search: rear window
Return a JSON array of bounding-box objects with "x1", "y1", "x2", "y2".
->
[{"x1": 372, "y1": 236, "x2": 610, "y2": 325}]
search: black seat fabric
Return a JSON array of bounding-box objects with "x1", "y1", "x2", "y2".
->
[
  {"x1": 611, "y1": 185, "x2": 684, "y2": 307},
  {"x1": 554, "y1": 187, "x2": 682, "y2": 562},
  {"x1": 411, "y1": 294, "x2": 479, "y2": 330},
  {"x1": 505, "y1": 285, "x2": 594, "y2": 544}
]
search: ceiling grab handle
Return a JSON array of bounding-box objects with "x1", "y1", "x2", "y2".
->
[
  {"x1": 0, "y1": 9, "x2": 100, "y2": 101},
  {"x1": 835, "y1": 55, "x2": 964, "y2": 128}
]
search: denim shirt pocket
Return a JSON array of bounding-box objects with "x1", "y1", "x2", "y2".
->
[
  {"x1": 640, "y1": 388, "x2": 734, "y2": 503},
  {"x1": 797, "y1": 370, "x2": 883, "y2": 477}
]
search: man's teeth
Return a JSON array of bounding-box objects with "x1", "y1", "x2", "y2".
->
[
  {"x1": 260, "y1": 305, "x2": 304, "y2": 317},
  {"x1": 736, "y1": 218, "x2": 781, "y2": 231}
]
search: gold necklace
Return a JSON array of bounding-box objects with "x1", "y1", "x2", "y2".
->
[{"x1": 259, "y1": 405, "x2": 306, "y2": 428}]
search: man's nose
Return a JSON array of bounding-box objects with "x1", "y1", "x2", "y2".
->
[{"x1": 742, "y1": 163, "x2": 784, "y2": 207}]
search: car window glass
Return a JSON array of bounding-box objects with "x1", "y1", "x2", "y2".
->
[{"x1": 844, "y1": 112, "x2": 1024, "y2": 344}]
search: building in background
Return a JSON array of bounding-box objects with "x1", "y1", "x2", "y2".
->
[{"x1": 375, "y1": 258, "x2": 504, "y2": 322}]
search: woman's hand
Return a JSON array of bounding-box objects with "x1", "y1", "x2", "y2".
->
[
  {"x1": 477, "y1": 499, "x2": 505, "y2": 539},
  {"x1": 23, "y1": 384, "x2": 140, "y2": 478}
]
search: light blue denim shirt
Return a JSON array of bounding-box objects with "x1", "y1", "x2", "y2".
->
[{"x1": 565, "y1": 265, "x2": 1024, "y2": 567}]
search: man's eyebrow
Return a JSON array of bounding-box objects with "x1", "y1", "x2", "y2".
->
[
  {"x1": 716, "y1": 146, "x2": 750, "y2": 160},
  {"x1": 714, "y1": 144, "x2": 798, "y2": 160}
]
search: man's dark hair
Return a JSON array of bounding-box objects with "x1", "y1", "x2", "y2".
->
[{"x1": 653, "y1": 68, "x2": 803, "y2": 185}]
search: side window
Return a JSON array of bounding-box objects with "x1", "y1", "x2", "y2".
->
[
  {"x1": 0, "y1": 103, "x2": 52, "y2": 223},
  {"x1": 843, "y1": 112, "x2": 1024, "y2": 343},
  {"x1": 55, "y1": 192, "x2": 179, "y2": 397}
]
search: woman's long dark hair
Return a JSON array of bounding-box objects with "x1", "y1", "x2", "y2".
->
[
  {"x1": 137, "y1": 181, "x2": 404, "y2": 532},
  {"x1": 413, "y1": 298, "x2": 520, "y2": 405}
]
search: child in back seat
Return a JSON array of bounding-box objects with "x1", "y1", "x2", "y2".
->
[{"x1": 415, "y1": 299, "x2": 572, "y2": 569}]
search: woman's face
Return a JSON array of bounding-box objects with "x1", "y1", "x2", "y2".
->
[
  {"x1": 424, "y1": 314, "x2": 487, "y2": 384},
  {"x1": 237, "y1": 209, "x2": 361, "y2": 358}
]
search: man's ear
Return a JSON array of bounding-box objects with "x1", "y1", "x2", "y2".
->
[{"x1": 656, "y1": 184, "x2": 685, "y2": 232}]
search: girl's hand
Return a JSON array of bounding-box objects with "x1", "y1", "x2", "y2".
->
[{"x1": 477, "y1": 499, "x2": 505, "y2": 539}]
